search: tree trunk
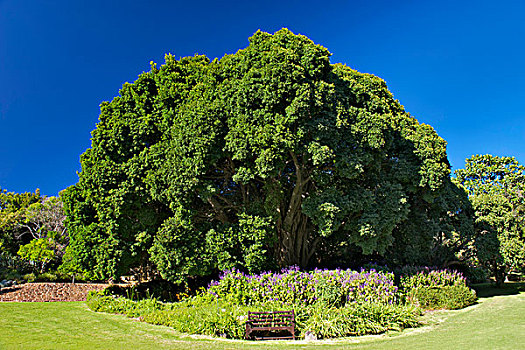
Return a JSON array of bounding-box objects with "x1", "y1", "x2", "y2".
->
[
  {"x1": 494, "y1": 263, "x2": 506, "y2": 287},
  {"x1": 275, "y1": 152, "x2": 314, "y2": 267},
  {"x1": 277, "y1": 210, "x2": 313, "y2": 267}
]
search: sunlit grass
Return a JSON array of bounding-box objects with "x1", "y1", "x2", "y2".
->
[{"x1": 0, "y1": 283, "x2": 523, "y2": 349}]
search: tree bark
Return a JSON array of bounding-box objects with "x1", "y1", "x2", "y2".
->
[{"x1": 276, "y1": 152, "x2": 314, "y2": 267}]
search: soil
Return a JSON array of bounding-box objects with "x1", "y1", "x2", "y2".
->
[{"x1": 0, "y1": 282, "x2": 108, "y2": 302}]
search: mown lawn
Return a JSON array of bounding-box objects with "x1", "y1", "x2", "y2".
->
[{"x1": 0, "y1": 284, "x2": 523, "y2": 350}]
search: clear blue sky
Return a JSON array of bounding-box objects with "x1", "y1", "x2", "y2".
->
[{"x1": 1, "y1": 0, "x2": 524, "y2": 196}]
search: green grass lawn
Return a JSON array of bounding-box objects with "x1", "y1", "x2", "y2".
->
[{"x1": 1, "y1": 284, "x2": 524, "y2": 350}]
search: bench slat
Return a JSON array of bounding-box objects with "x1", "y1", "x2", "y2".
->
[{"x1": 245, "y1": 310, "x2": 295, "y2": 341}]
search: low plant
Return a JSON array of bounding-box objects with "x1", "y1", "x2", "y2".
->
[
  {"x1": 399, "y1": 267, "x2": 477, "y2": 310},
  {"x1": 400, "y1": 268, "x2": 467, "y2": 290},
  {"x1": 143, "y1": 301, "x2": 247, "y2": 338},
  {"x1": 408, "y1": 285, "x2": 477, "y2": 310},
  {"x1": 22, "y1": 272, "x2": 37, "y2": 282},
  {"x1": 86, "y1": 291, "x2": 248, "y2": 338},
  {"x1": 104, "y1": 279, "x2": 188, "y2": 302},
  {"x1": 20, "y1": 270, "x2": 88, "y2": 283},
  {"x1": 86, "y1": 291, "x2": 164, "y2": 317},
  {"x1": 85, "y1": 266, "x2": 479, "y2": 340},
  {"x1": 0, "y1": 269, "x2": 22, "y2": 282},
  {"x1": 86, "y1": 291, "x2": 421, "y2": 340},
  {"x1": 464, "y1": 266, "x2": 490, "y2": 284},
  {"x1": 300, "y1": 302, "x2": 421, "y2": 339}
]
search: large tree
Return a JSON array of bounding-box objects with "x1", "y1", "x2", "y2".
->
[
  {"x1": 63, "y1": 29, "x2": 457, "y2": 282},
  {"x1": 455, "y1": 155, "x2": 525, "y2": 284}
]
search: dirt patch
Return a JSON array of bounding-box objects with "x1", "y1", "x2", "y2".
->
[{"x1": 0, "y1": 282, "x2": 108, "y2": 302}]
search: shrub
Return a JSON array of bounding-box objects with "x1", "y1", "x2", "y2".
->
[
  {"x1": 463, "y1": 266, "x2": 490, "y2": 284},
  {"x1": 104, "y1": 279, "x2": 189, "y2": 302},
  {"x1": 86, "y1": 291, "x2": 164, "y2": 317},
  {"x1": 400, "y1": 268, "x2": 468, "y2": 290},
  {"x1": 17, "y1": 238, "x2": 55, "y2": 273},
  {"x1": 86, "y1": 291, "x2": 134, "y2": 314},
  {"x1": 86, "y1": 291, "x2": 420, "y2": 340},
  {"x1": 87, "y1": 291, "x2": 248, "y2": 338},
  {"x1": 0, "y1": 269, "x2": 22, "y2": 282},
  {"x1": 301, "y1": 302, "x2": 421, "y2": 339},
  {"x1": 22, "y1": 273, "x2": 36, "y2": 283},
  {"x1": 143, "y1": 302, "x2": 247, "y2": 338},
  {"x1": 207, "y1": 267, "x2": 399, "y2": 307},
  {"x1": 398, "y1": 267, "x2": 477, "y2": 310},
  {"x1": 20, "y1": 271, "x2": 89, "y2": 283},
  {"x1": 408, "y1": 285, "x2": 477, "y2": 310}
]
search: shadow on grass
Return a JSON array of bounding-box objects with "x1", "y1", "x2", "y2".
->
[{"x1": 472, "y1": 282, "x2": 525, "y2": 298}]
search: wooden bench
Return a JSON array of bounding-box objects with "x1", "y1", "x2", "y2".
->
[{"x1": 245, "y1": 310, "x2": 296, "y2": 340}]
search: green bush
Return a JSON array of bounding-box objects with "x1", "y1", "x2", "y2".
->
[
  {"x1": 87, "y1": 291, "x2": 247, "y2": 338},
  {"x1": 464, "y1": 266, "x2": 490, "y2": 284},
  {"x1": 300, "y1": 302, "x2": 421, "y2": 339},
  {"x1": 103, "y1": 280, "x2": 188, "y2": 302},
  {"x1": 85, "y1": 266, "x2": 480, "y2": 339},
  {"x1": 86, "y1": 292, "x2": 134, "y2": 314},
  {"x1": 398, "y1": 268, "x2": 477, "y2": 310},
  {"x1": 400, "y1": 268, "x2": 467, "y2": 290},
  {"x1": 19, "y1": 271, "x2": 89, "y2": 283},
  {"x1": 86, "y1": 291, "x2": 421, "y2": 339},
  {"x1": 86, "y1": 291, "x2": 164, "y2": 317},
  {"x1": 22, "y1": 273, "x2": 36, "y2": 282},
  {"x1": 408, "y1": 285, "x2": 477, "y2": 310},
  {"x1": 17, "y1": 238, "x2": 55, "y2": 273},
  {"x1": 143, "y1": 302, "x2": 247, "y2": 338}
]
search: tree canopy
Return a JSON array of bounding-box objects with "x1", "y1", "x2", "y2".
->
[
  {"x1": 63, "y1": 29, "x2": 465, "y2": 282},
  {"x1": 455, "y1": 154, "x2": 525, "y2": 283},
  {"x1": 0, "y1": 188, "x2": 42, "y2": 254},
  {"x1": 0, "y1": 188, "x2": 67, "y2": 274}
]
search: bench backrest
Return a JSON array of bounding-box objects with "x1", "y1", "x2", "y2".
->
[{"x1": 247, "y1": 310, "x2": 295, "y2": 327}]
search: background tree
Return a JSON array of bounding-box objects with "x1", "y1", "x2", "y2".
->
[
  {"x1": 0, "y1": 188, "x2": 67, "y2": 274},
  {"x1": 17, "y1": 238, "x2": 55, "y2": 273},
  {"x1": 455, "y1": 154, "x2": 525, "y2": 285},
  {"x1": 63, "y1": 29, "x2": 463, "y2": 283},
  {"x1": 21, "y1": 196, "x2": 68, "y2": 261},
  {"x1": 0, "y1": 188, "x2": 42, "y2": 255},
  {"x1": 385, "y1": 178, "x2": 476, "y2": 267}
]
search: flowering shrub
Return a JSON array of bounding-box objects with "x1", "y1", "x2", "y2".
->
[
  {"x1": 206, "y1": 266, "x2": 399, "y2": 307},
  {"x1": 399, "y1": 267, "x2": 477, "y2": 310},
  {"x1": 399, "y1": 267, "x2": 468, "y2": 290}
]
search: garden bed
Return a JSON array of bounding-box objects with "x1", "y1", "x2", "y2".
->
[
  {"x1": 0, "y1": 282, "x2": 108, "y2": 302},
  {"x1": 87, "y1": 267, "x2": 474, "y2": 340}
]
